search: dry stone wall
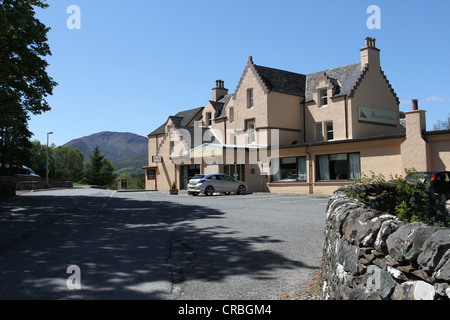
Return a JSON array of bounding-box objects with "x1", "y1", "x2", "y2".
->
[{"x1": 321, "y1": 187, "x2": 450, "y2": 300}]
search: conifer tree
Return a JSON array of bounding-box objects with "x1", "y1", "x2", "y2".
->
[{"x1": 84, "y1": 146, "x2": 116, "y2": 187}]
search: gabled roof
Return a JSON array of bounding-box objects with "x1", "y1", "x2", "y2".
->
[
  {"x1": 253, "y1": 65, "x2": 306, "y2": 97},
  {"x1": 148, "y1": 106, "x2": 204, "y2": 136},
  {"x1": 215, "y1": 94, "x2": 233, "y2": 119},
  {"x1": 305, "y1": 62, "x2": 361, "y2": 102}
]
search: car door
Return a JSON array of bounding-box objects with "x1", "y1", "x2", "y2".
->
[
  {"x1": 219, "y1": 174, "x2": 235, "y2": 192},
  {"x1": 208, "y1": 175, "x2": 224, "y2": 192}
]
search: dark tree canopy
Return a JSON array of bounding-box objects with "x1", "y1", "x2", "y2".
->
[
  {"x1": 85, "y1": 146, "x2": 117, "y2": 187},
  {"x1": 0, "y1": 0, "x2": 56, "y2": 173}
]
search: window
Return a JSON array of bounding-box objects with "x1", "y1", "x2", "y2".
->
[
  {"x1": 317, "y1": 153, "x2": 361, "y2": 181},
  {"x1": 229, "y1": 107, "x2": 234, "y2": 123},
  {"x1": 315, "y1": 123, "x2": 323, "y2": 142},
  {"x1": 206, "y1": 112, "x2": 212, "y2": 127},
  {"x1": 326, "y1": 121, "x2": 334, "y2": 141},
  {"x1": 319, "y1": 89, "x2": 328, "y2": 107},
  {"x1": 224, "y1": 164, "x2": 245, "y2": 182},
  {"x1": 246, "y1": 120, "x2": 256, "y2": 143},
  {"x1": 248, "y1": 89, "x2": 254, "y2": 108},
  {"x1": 170, "y1": 141, "x2": 175, "y2": 155},
  {"x1": 273, "y1": 157, "x2": 307, "y2": 182},
  {"x1": 230, "y1": 133, "x2": 237, "y2": 145}
]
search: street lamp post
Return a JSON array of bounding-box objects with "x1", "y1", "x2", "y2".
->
[{"x1": 46, "y1": 131, "x2": 53, "y2": 187}]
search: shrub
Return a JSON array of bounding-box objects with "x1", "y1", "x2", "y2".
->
[{"x1": 344, "y1": 169, "x2": 448, "y2": 227}]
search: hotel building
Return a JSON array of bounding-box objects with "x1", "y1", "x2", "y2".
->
[{"x1": 144, "y1": 38, "x2": 450, "y2": 194}]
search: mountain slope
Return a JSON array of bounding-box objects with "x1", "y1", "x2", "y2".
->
[{"x1": 64, "y1": 131, "x2": 148, "y2": 175}]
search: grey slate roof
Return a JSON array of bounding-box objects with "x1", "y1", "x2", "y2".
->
[
  {"x1": 215, "y1": 94, "x2": 233, "y2": 119},
  {"x1": 305, "y1": 62, "x2": 361, "y2": 102},
  {"x1": 148, "y1": 106, "x2": 204, "y2": 136},
  {"x1": 254, "y1": 65, "x2": 306, "y2": 97},
  {"x1": 149, "y1": 61, "x2": 366, "y2": 136}
]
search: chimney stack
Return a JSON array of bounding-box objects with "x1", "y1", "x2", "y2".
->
[
  {"x1": 360, "y1": 37, "x2": 380, "y2": 69},
  {"x1": 212, "y1": 79, "x2": 228, "y2": 102},
  {"x1": 412, "y1": 99, "x2": 419, "y2": 111}
]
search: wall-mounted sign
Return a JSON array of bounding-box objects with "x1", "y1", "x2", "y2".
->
[
  {"x1": 147, "y1": 169, "x2": 156, "y2": 180},
  {"x1": 152, "y1": 156, "x2": 163, "y2": 163},
  {"x1": 358, "y1": 106, "x2": 397, "y2": 125}
]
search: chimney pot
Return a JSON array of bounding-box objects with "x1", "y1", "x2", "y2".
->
[
  {"x1": 212, "y1": 79, "x2": 228, "y2": 101},
  {"x1": 412, "y1": 99, "x2": 419, "y2": 111},
  {"x1": 365, "y1": 37, "x2": 376, "y2": 48}
]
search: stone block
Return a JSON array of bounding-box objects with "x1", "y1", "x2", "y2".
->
[
  {"x1": 364, "y1": 265, "x2": 398, "y2": 299},
  {"x1": 374, "y1": 218, "x2": 405, "y2": 253},
  {"x1": 386, "y1": 222, "x2": 437, "y2": 263},
  {"x1": 434, "y1": 249, "x2": 450, "y2": 281},
  {"x1": 392, "y1": 280, "x2": 435, "y2": 300},
  {"x1": 417, "y1": 229, "x2": 450, "y2": 274}
]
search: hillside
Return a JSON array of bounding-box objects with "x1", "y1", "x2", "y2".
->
[{"x1": 64, "y1": 131, "x2": 148, "y2": 175}]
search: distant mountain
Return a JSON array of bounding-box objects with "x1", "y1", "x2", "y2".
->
[{"x1": 64, "y1": 131, "x2": 148, "y2": 175}]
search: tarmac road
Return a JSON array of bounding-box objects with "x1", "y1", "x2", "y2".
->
[{"x1": 0, "y1": 188, "x2": 327, "y2": 300}]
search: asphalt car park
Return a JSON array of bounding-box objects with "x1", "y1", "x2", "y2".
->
[{"x1": 0, "y1": 188, "x2": 328, "y2": 300}]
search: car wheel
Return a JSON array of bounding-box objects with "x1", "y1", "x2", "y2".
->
[
  {"x1": 205, "y1": 186, "x2": 214, "y2": 196},
  {"x1": 237, "y1": 185, "x2": 246, "y2": 195}
]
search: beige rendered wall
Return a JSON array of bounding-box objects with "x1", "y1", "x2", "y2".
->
[
  {"x1": 146, "y1": 131, "x2": 177, "y2": 191},
  {"x1": 226, "y1": 66, "x2": 269, "y2": 144},
  {"x1": 401, "y1": 110, "x2": 430, "y2": 172},
  {"x1": 267, "y1": 137, "x2": 405, "y2": 195},
  {"x1": 428, "y1": 133, "x2": 450, "y2": 171},
  {"x1": 305, "y1": 95, "x2": 348, "y2": 143},
  {"x1": 267, "y1": 92, "x2": 303, "y2": 146},
  {"x1": 349, "y1": 67, "x2": 401, "y2": 139}
]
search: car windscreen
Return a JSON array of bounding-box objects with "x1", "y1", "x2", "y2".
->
[{"x1": 192, "y1": 175, "x2": 205, "y2": 179}]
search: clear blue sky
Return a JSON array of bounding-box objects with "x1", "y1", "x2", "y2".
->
[{"x1": 29, "y1": 0, "x2": 450, "y2": 146}]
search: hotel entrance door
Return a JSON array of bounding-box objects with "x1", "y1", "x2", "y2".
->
[
  {"x1": 180, "y1": 165, "x2": 201, "y2": 190},
  {"x1": 224, "y1": 164, "x2": 245, "y2": 182}
]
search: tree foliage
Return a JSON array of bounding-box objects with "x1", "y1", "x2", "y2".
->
[
  {"x1": 84, "y1": 146, "x2": 117, "y2": 187},
  {"x1": 28, "y1": 140, "x2": 84, "y2": 182},
  {"x1": 116, "y1": 172, "x2": 145, "y2": 190},
  {"x1": 0, "y1": 0, "x2": 56, "y2": 174},
  {"x1": 52, "y1": 146, "x2": 84, "y2": 181}
]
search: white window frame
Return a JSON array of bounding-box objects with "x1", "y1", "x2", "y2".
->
[
  {"x1": 326, "y1": 121, "x2": 334, "y2": 141},
  {"x1": 248, "y1": 89, "x2": 254, "y2": 108},
  {"x1": 206, "y1": 112, "x2": 212, "y2": 127},
  {"x1": 319, "y1": 88, "x2": 328, "y2": 107}
]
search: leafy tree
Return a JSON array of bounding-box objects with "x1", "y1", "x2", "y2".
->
[
  {"x1": 27, "y1": 140, "x2": 53, "y2": 176},
  {"x1": 85, "y1": 146, "x2": 117, "y2": 187},
  {"x1": 52, "y1": 146, "x2": 84, "y2": 182},
  {"x1": 117, "y1": 172, "x2": 145, "y2": 190},
  {"x1": 0, "y1": 0, "x2": 57, "y2": 174},
  {"x1": 27, "y1": 141, "x2": 84, "y2": 182}
]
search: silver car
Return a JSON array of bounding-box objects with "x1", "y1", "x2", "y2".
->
[{"x1": 187, "y1": 174, "x2": 247, "y2": 196}]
